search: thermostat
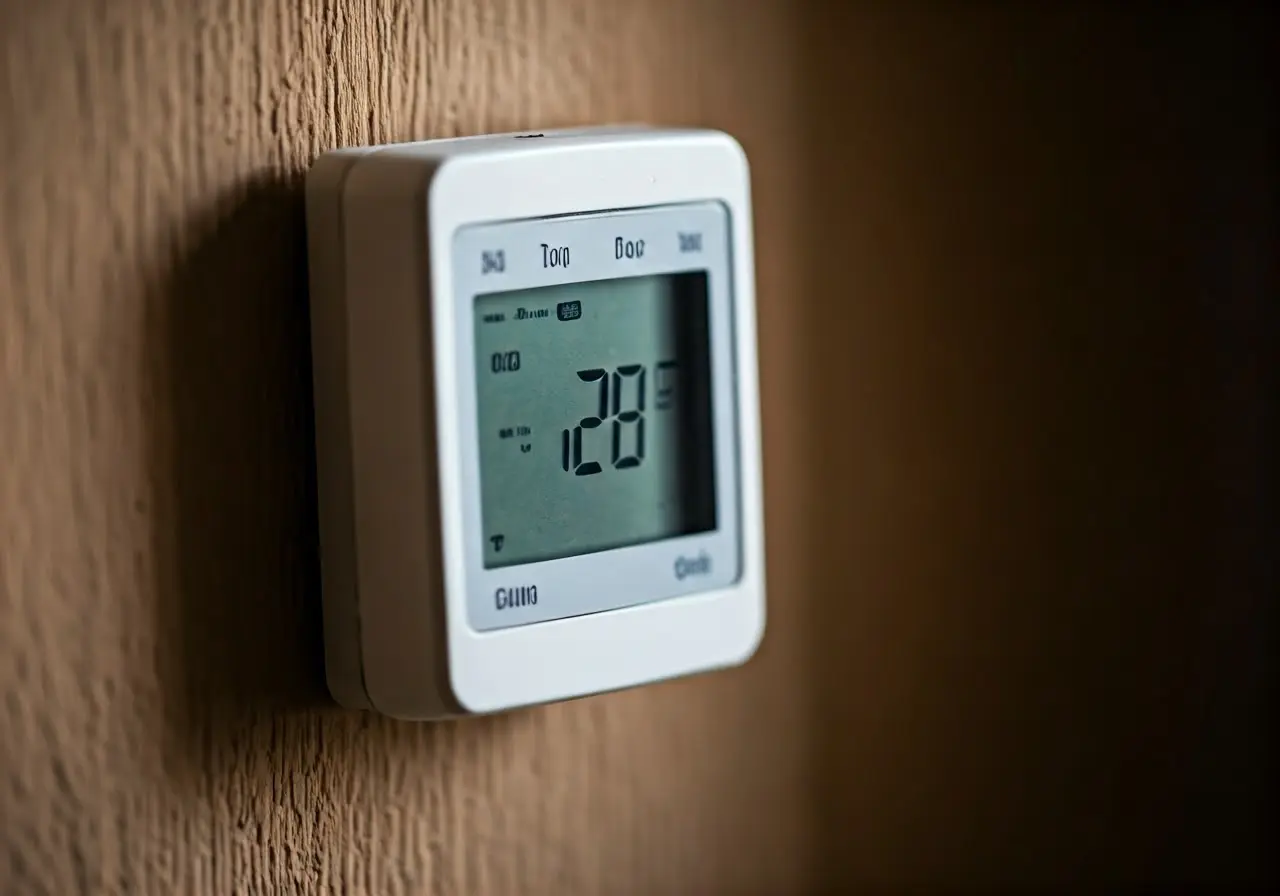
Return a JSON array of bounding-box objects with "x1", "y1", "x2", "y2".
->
[{"x1": 305, "y1": 125, "x2": 766, "y2": 719}]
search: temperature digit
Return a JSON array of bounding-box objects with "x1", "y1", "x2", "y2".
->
[
  {"x1": 562, "y1": 368, "x2": 607, "y2": 475},
  {"x1": 610, "y1": 365, "x2": 646, "y2": 469},
  {"x1": 562, "y1": 364, "x2": 648, "y2": 474}
]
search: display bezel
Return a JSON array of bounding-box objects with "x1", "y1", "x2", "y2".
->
[
  {"x1": 453, "y1": 203, "x2": 741, "y2": 632},
  {"x1": 426, "y1": 134, "x2": 765, "y2": 713}
]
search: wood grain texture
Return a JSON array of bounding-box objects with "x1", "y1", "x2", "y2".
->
[
  {"x1": 5, "y1": 1, "x2": 1278, "y2": 893},
  {"x1": 1, "y1": 1, "x2": 811, "y2": 893}
]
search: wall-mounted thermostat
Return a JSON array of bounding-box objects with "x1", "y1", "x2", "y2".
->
[{"x1": 305, "y1": 125, "x2": 766, "y2": 719}]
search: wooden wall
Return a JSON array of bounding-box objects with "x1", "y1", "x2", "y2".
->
[
  {"x1": 1, "y1": 2, "x2": 812, "y2": 892},
  {"x1": 801, "y1": 7, "x2": 1276, "y2": 889},
  {"x1": 2, "y1": 1, "x2": 1274, "y2": 893}
]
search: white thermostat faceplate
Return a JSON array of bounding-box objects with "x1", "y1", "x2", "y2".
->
[{"x1": 306, "y1": 125, "x2": 766, "y2": 719}]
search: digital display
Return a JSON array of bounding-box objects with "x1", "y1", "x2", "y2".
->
[{"x1": 473, "y1": 272, "x2": 717, "y2": 568}]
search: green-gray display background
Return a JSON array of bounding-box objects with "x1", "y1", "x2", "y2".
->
[{"x1": 473, "y1": 273, "x2": 715, "y2": 568}]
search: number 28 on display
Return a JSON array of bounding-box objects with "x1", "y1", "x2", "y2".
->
[{"x1": 562, "y1": 363, "x2": 673, "y2": 476}]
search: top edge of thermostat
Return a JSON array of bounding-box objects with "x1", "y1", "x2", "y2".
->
[{"x1": 310, "y1": 125, "x2": 745, "y2": 163}]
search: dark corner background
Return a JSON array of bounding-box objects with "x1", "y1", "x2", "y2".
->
[{"x1": 799, "y1": 3, "x2": 1276, "y2": 889}]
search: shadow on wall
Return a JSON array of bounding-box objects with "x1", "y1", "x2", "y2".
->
[
  {"x1": 146, "y1": 176, "x2": 332, "y2": 772},
  {"x1": 143, "y1": 171, "x2": 531, "y2": 786}
]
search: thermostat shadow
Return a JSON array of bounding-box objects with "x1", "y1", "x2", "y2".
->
[
  {"x1": 146, "y1": 176, "x2": 328, "y2": 764},
  {"x1": 148, "y1": 175, "x2": 517, "y2": 784}
]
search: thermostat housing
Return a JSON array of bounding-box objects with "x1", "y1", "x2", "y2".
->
[{"x1": 305, "y1": 125, "x2": 766, "y2": 719}]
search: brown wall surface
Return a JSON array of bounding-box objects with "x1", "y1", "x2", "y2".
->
[
  {"x1": 801, "y1": 7, "x2": 1276, "y2": 890},
  {"x1": 0, "y1": 2, "x2": 813, "y2": 893},
  {"x1": 1, "y1": 2, "x2": 1275, "y2": 894}
]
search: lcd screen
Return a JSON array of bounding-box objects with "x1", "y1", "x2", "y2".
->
[{"x1": 473, "y1": 272, "x2": 717, "y2": 568}]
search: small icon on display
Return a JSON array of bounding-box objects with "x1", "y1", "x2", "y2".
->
[
  {"x1": 490, "y1": 534, "x2": 505, "y2": 552},
  {"x1": 557, "y1": 300, "x2": 582, "y2": 321},
  {"x1": 655, "y1": 360, "x2": 678, "y2": 409}
]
